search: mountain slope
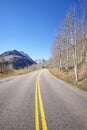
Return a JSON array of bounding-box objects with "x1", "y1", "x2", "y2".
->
[{"x1": 0, "y1": 50, "x2": 36, "y2": 70}]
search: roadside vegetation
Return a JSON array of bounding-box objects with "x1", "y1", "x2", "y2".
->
[
  {"x1": 45, "y1": 0, "x2": 87, "y2": 91},
  {"x1": 49, "y1": 61, "x2": 87, "y2": 91},
  {"x1": 0, "y1": 64, "x2": 42, "y2": 78}
]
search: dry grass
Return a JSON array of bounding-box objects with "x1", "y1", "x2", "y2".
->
[
  {"x1": 0, "y1": 64, "x2": 42, "y2": 78},
  {"x1": 49, "y1": 69, "x2": 75, "y2": 83},
  {"x1": 49, "y1": 64, "x2": 87, "y2": 91},
  {"x1": 0, "y1": 69, "x2": 33, "y2": 78}
]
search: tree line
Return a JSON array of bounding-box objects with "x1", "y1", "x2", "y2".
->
[{"x1": 46, "y1": 0, "x2": 87, "y2": 82}]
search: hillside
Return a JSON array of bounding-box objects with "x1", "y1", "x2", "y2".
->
[
  {"x1": 49, "y1": 61, "x2": 87, "y2": 91},
  {"x1": 45, "y1": 40, "x2": 87, "y2": 91},
  {"x1": 0, "y1": 50, "x2": 36, "y2": 72}
]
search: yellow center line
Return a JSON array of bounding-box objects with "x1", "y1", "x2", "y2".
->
[
  {"x1": 35, "y1": 77, "x2": 39, "y2": 130},
  {"x1": 35, "y1": 71, "x2": 48, "y2": 130}
]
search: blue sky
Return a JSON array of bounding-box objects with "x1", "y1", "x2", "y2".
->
[{"x1": 0, "y1": 0, "x2": 80, "y2": 60}]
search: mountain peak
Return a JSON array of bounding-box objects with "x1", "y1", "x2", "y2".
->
[
  {"x1": 1, "y1": 50, "x2": 22, "y2": 57},
  {"x1": 0, "y1": 50, "x2": 36, "y2": 70},
  {"x1": 35, "y1": 58, "x2": 46, "y2": 64}
]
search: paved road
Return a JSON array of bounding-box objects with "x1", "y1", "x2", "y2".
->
[{"x1": 0, "y1": 69, "x2": 87, "y2": 130}]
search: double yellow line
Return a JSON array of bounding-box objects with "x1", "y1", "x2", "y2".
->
[{"x1": 35, "y1": 72, "x2": 48, "y2": 130}]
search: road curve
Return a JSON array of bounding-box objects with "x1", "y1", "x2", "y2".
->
[{"x1": 0, "y1": 69, "x2": 87, "y2": 130}]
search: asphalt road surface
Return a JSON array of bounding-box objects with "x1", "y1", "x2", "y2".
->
[{"x1": 0, "y1": 69, "x2": 87, "y2": 130}]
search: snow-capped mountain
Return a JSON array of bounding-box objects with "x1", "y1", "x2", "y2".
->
[{"x1": 35, "y1": 58, "x2": 46, "y2": 64}]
